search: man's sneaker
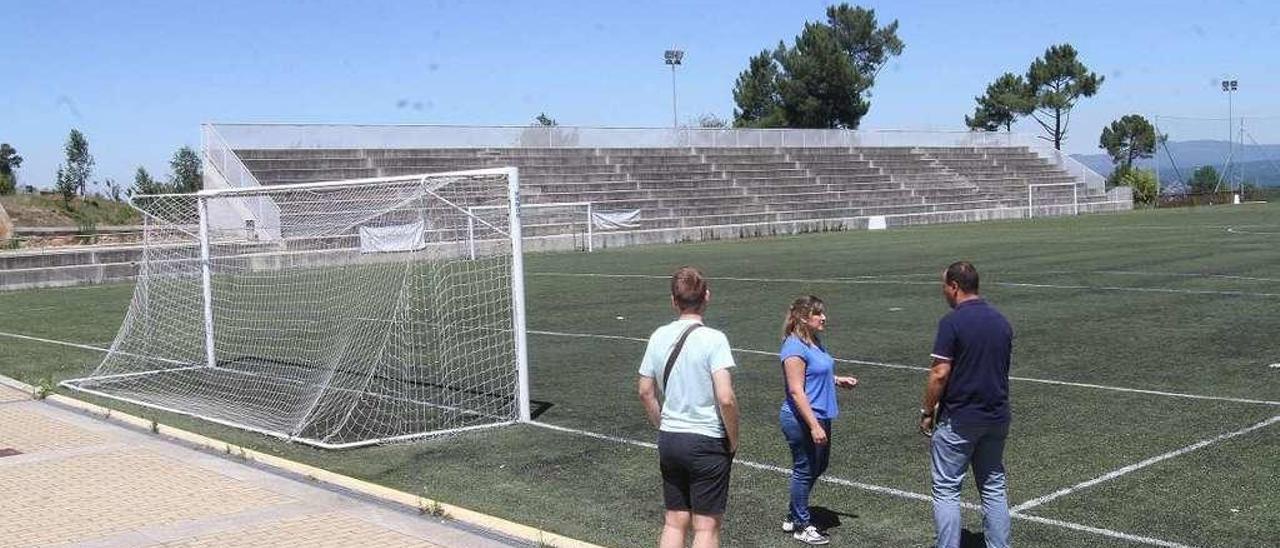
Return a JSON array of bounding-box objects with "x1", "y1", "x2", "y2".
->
[
  {"x1": 793, "y1": 525, "x2": 830, "y2": 545},
  {"x1": 781, "y1": 517, "x2": 795, "y2": 533}
]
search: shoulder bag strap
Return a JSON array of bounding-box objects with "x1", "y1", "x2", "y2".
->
[{"x1": 660, "y1": 323, "x2": 702, "y2": 396}]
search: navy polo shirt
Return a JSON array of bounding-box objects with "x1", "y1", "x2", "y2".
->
[{"x1": 930, "y1": 298, "x2": 1013, "y2": 425}]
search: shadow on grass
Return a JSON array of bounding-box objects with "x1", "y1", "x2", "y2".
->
[
  {"x1": 530, "y1": 399, "x2": 554, "y2": 420},
  {"x1": 810, "y1": 505, "x2": 857, "y2": 531},
  {"x1": 960, "y1": 528, "x2": 987, "y2": 547}
]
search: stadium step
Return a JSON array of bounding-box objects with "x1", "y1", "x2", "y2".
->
[
  {"x1": 605, "y1": 155, "x2": 704, "y2": 166},
  {"x1": 518, "y1": 172, "x2": 630, "y2": 183},
  {"x1": 234, "y1": 149, "x2": 365, "y2": 160},
  {"x1": 711, "y1": 161, "x2": 802, "y2": 171},
  {"x1": 254, "y1": 168, "x2": 379, "y2": 184},
  {"x1": 241, "y1": 158, "x2": 372, "y2": 170}
]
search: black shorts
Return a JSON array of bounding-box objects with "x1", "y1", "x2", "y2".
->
[{"x1": 658, "y1": 430, "x2": 733, "y2": 515}]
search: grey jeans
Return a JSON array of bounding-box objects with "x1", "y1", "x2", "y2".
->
[{"x1": 930, "y1": 419, "x2": 1011, "y2": 548}]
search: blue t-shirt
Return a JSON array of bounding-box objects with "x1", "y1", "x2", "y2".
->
[
  {"x1": 779, "y1": 335, "x2": 838, "y2": 420},
  {"x1": 930, "y1": 298, "x2": 1013, "y2": 425}
]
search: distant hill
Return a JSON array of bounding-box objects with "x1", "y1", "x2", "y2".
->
[{"x1": 1072, "y1": 140, "x2": 1280, "y2": 187}]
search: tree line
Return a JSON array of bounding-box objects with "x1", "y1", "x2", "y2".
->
[
  {"x1": 0, "y1": 129, "x2": 202, "y2": 209},
  {"x1": 725, "y1": 4, "x2": 1240, "y2": 205}
]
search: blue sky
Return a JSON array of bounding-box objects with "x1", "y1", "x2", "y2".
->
[{"x1": 2, "y1": 0, "x2": 1278, "y2": 190}]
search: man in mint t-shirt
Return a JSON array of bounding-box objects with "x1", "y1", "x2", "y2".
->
[{"x1": 638, "y1": 266, "x2": 739, "y2": 548}]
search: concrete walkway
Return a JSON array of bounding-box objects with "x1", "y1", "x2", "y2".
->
[{"x1": 0, "y1": 384, "x2": 522, "y2": 548}]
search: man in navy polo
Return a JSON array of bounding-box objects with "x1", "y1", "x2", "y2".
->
[{"x1": 919, "y1": 261, "x2": 1013, "y2": 548}]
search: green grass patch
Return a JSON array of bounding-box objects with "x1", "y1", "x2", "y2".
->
[
  {"x1": 0, "y1": 193, "x2": 139, "y2": 227},
  {"x1": 1028, "y1": 415, "x2": 1280, "y2": 547},
  {"x1": 2, "y1": 203, "x2": 1278, "y2": 545}
]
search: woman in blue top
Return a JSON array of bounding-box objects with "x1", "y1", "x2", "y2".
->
[{"x1": 778, "y1": 295, "x2": 858, "y2": 545}]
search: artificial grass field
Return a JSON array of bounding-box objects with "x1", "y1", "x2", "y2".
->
[{"x1": 2, "y1": 203, "x2": 1278, "y2": 547}]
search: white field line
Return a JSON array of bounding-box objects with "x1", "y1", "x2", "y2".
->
[
  {"x1": 993, "y1": 281, "x2": 1280, "y2": 298},
  {"x1": 5, "y1": 326, "x2": 1277, "y2": 409},
  {"x1": 1011, "y1": 513, "x2": 1193, "y2": 548},
  {"x1": 1092, "y1": 270, "x2": 1280, "y2": 283},
  {"x1": 834, "y1": 270, "x2": 1280, "y2": 284},
  {"x1": 1225, "y1": 226, "x2": 1280, "y2": 236},
  {"x1": 1012, "y1": 414, "x2": 1280, "y2": 513},
  {"x1": 16, "y1": 306, "x2": 61, "y2": 313},
  {"x1": 0, "y1": 331, "x2": 112, "y2": 353},
  {"x1": 0, "y1": 328, "x2": 1210, "y2": 547},
  {"x1": 528, "y1": 329, "x2": 1280, "y2": 407},
  {"x1": 529, "y1": 420, "x2": 946, "y2": 505},
  {"x1": 528, "y1": 272, "x2": 1280, "y2": 298},
  {"x1": 528, "y1": 421, "x2": 1193, "y2": 548},
  {"x1": 0, "y1": 331, "x2": 198, "y2": 369}
]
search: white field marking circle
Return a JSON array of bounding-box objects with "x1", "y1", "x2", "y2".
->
[{"x1": 1270, "y1": 363, "x2": 1280, "y2": 369}]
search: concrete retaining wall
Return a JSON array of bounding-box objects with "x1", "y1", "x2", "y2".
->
[{"x1": 0, "y1": 200, "x2": 1133, "y2": 291}]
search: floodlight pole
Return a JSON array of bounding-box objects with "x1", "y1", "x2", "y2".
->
[
  {"x1": 1152, "y1": 114, "x2": 1161, "y2": 202},
  {"x1": 670, "y1": 64, "x2": 678, "y2": 128},
  {"x1": 1222, "y1": 79, "x2": 1238, "y2": 192},
  {"x1": 665, "y1": 49, "x2": 684, "y2": 129}
]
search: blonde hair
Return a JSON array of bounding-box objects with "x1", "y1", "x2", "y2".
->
[{"x1": 782, "y1": 295, "x2": 826, "y2": 344}]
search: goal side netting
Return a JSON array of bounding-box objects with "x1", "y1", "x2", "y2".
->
[{"x1": 61, "y1": 168, "x2": 529, "y2": 449}]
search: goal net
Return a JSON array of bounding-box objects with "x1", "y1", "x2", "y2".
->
[
  {"x1": 1027, "y1": 183, "x2": 1080, "y2": 218},
  {"x1": 62, "y1": 168, "x2": 529, "y2": 449}
]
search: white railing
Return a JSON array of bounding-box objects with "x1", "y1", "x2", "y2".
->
[
  {"x1": 202, "y1": 124, "x2": 267, "y2": 190},
  {"x1": 201, "y1": 124, "x2": 283, "y2": 240},
  {"x1": 209, "y1": 123, "x2": 1037, "y2": 151},
  {"x1": 1028, "y1": 145, "x2": 1107, "y2": 195}
]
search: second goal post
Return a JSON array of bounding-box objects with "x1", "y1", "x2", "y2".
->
[{"x1": 1027, "y1": 182, "x2": 1080, "y2": 218}]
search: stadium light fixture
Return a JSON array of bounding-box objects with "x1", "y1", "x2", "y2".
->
[
  {"x1": 665, "y1": 49, "x2": 684, "y2": 128},
  {"x1": 1221, "y1": 79, "x2": 1239, "y2": 192}
]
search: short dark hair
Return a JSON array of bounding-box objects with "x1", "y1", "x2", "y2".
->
[
  {"x1": 945, "y1": 261, "x2": 980, "y2": 293},
  {"x1": 670, "y1": 266, "x2": 708, "y2": 312}
]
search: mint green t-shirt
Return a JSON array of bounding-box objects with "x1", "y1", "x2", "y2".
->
[{"x1": 639, "y1": 319, "x2": 737, "y2": 438}]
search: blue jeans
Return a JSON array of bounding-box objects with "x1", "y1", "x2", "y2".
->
[
  {"x1": 780, "y1": 409, "x2": 831, "y2": 528},
  {"x1": 930, "y1": 419, "x2": 1010, "y2": 548}
]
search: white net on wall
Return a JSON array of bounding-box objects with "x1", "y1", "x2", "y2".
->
[{"x1": 63, "y1": 170, "x2": 525, "y2": 448}]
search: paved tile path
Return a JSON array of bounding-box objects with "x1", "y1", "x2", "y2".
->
[{"x1": 0, "y1": 385, "x2": 521, "y2": 548}]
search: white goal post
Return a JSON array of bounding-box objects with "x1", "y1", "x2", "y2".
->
[
  {"x1": 1027, "y1": 182, "x2": 1080, "y2": 218},
  {"x1": 468, "y1": 201, "x2": 597, "y2": 256},
  {"x1": 62, "y1": 167, "x2": 530, "y2": 449}
]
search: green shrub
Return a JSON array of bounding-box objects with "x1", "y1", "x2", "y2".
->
[{"x1": 1118, "y1": 168, "x2": 1158, "y2": 206}]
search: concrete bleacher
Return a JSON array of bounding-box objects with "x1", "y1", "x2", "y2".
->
[
  {"x1": 1, "y1": 144, "x2": 1131, "y2": 289},
  {"x1": 238, "y1": 145, "x2": 1123, "y2": 227}
]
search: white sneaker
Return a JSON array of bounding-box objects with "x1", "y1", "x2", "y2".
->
[
  {"x1": 781, "y1": 518, "x2": 795, "y2": 533},
  {"x1": 793, "y1": 525, "x2": 829, "y2": 545}
]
